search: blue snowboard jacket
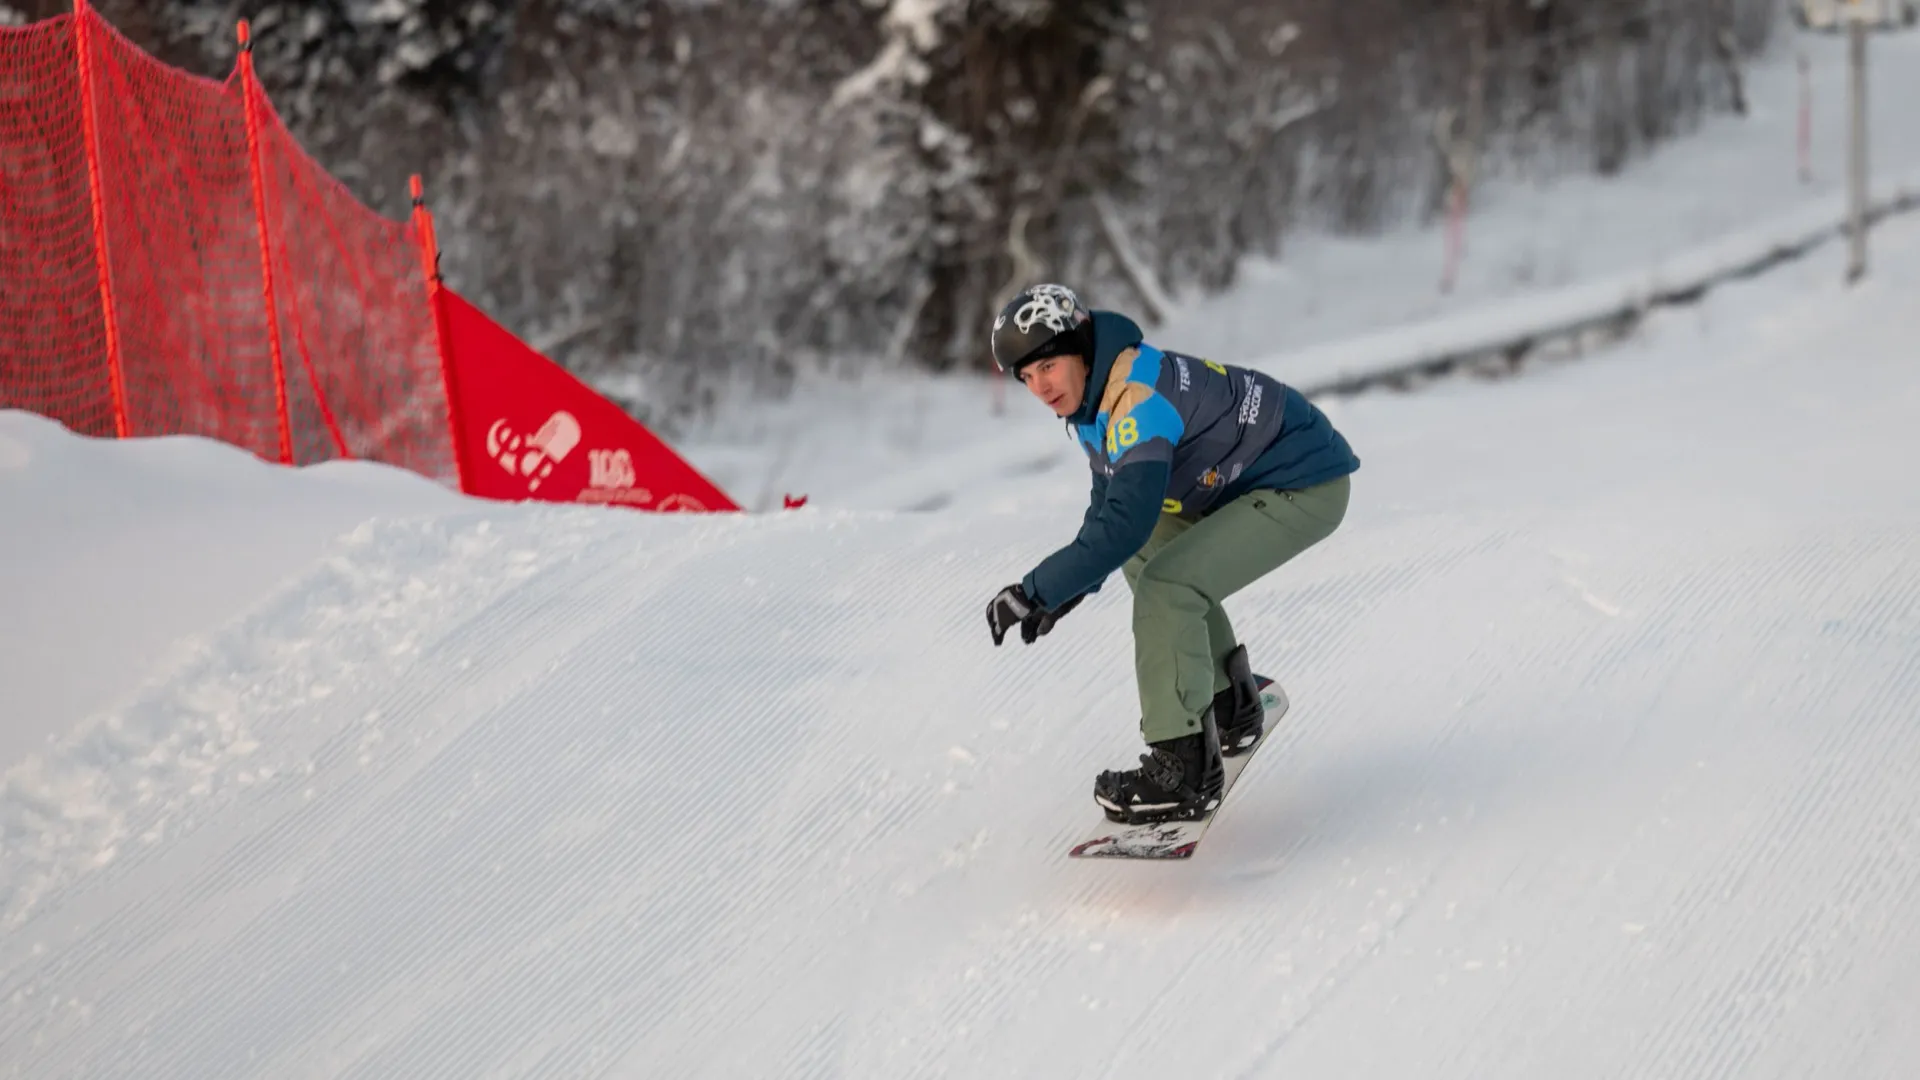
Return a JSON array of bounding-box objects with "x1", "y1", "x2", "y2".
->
[{"x1": 1020, "y1": 312, "x2": 1360, "y2": 611}]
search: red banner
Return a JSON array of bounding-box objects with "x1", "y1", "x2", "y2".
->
[{"x1": 437, "y1": 288, "x2": 738, "y2": 512}]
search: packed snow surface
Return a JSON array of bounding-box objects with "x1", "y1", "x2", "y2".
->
[
  {"x1": 5, "y1": 200, "x2": 1920, "y2": 1078},
  {"x1": 10, "y1": 23, "x2": 1920, "y2": 1076}
]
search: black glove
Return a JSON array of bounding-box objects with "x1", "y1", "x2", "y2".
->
[
  {"x1": 986, "y1": 584, "x2": 1035, "y2": 646},
  {"x1": 987, "y1": 584, "x2": 1083, "y2": 646},
  {"x1": 1020, "y1": 591, "x2": 1083, "y2": 644}
]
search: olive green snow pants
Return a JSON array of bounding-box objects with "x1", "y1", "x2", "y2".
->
[{"x1": 1122, "y1": 474, "x2": 1351, "y2": 744}]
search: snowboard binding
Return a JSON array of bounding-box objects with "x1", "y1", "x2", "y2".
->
[
  {"x1": 1214, "y1": 644, "x2": 1266, "y2": 757},
  {"x1": 1093, "y1": 707, "x2": 1225, "y2": 825}
]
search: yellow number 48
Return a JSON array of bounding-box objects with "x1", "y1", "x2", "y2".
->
[{"x1": 1105, "y1": 416, "x2": 1140, "y2": 456}]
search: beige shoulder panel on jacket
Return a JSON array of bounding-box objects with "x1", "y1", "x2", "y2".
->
[{"x1": 1097, "y1": 346, "x2": 1153, "y2": 429}]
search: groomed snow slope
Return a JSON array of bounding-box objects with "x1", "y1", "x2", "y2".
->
[{"x1": 6, "y1": 222, "x2": 1920, "y2": 1079}]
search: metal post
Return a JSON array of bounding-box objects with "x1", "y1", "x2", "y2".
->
[
  {"x1": 1846, "y1": 13, "x2": 1868, "y2": 284},
  {"x1": 1798, "y1": 51, "x2": 1812, "y2": 185}
]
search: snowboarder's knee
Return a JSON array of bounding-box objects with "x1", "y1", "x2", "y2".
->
[{"x1": 1130, "y1": 562, "x2": 1205, "y2": 610}]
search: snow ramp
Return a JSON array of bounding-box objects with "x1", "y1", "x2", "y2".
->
[{"x1": 5, "y1": 224, "x2": 1920, "y2": 1080}]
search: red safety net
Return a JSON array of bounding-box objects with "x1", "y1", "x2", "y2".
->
[
  {"x1": 0, "y1": 15, "x2": 113, "y2": 439},
  {"x1": 0, "y1": 5, "x2": 739, "y2": 510},
  {"x1": 248, "y1": 51, "x2": 452, "y2": 472},
  {"x1": 0, "y1": 7, "x2": 451, "y2": 479},
  {"x1": 88, "y1": 16, "x2": 289, "y2": 459}
]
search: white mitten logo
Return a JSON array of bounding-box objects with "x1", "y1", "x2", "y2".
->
[{"x1": 486, "y1": 411, "x2": 582, "y2": 493}]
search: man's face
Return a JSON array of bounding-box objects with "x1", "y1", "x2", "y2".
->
[{"x1": 1019, "y1": 354, "x2": 1089, "y2": 418}]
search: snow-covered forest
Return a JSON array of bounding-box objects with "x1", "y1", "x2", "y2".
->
[{"x1": 21, "y1": 0, "x2": 1777, "y2": 423}]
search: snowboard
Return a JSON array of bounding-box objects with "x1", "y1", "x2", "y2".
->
[{"x1": 1068, "y1": 676, "x2": 1288, "y2": 860}]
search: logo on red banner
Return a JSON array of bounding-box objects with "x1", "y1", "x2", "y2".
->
[
  {"x1": 486, "y1": 411, "x2": 581, "y2": 494},
  {"x1": 480, "y1": 408, "x2": 715, "y2": 510},
  {"x1": 439, "y1": 288, "x2": 737, "y2": 512}
]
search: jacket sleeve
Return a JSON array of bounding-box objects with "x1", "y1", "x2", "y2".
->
[
  {"x1": 1021, "y1": 459, "x2": 1169, "y2": 610},
  {"x1": 1077, "y1": 468, "x2": 1108, "y2": 595}
]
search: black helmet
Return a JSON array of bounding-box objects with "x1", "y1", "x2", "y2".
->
[{"x1": 991, "y1": 284, "x2": 1092, "y2": 376}]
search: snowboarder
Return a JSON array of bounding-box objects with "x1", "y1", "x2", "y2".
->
[{"x1": 983, "y1": 284, "x2": 1360, "y2": 825}]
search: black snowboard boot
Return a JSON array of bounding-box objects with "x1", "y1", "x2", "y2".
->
[
  {"x1": 1093, "y1": 708, "x2": 1225, "y2": 825},
  {"x1": 1213, "y1": 644, "x2": 1265, "y2": 757}
]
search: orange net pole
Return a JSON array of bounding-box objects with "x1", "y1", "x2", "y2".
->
[
  {"x1": 237, "y1": 20, "x2": 292, "y2": 465},
  {"x1": 410, "y1": 174, "x2": 469, "y2": 493},
  {"x1": 72, "y1": 0, "x2": 129, "y2": 438}
]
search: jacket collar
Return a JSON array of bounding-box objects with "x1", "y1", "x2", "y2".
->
[{"x1": 1069, "y1": 310, "x2": 1144, "y2": 426}]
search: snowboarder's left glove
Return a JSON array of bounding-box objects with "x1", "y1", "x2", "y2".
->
[
  {"x1": 986, "y1": 583, "x2": 1039, "y2": 646},
  {"x1": 1020, "y1": 591, "x2": 1083, "y2": 644},
  {"x1": 987, "y1": 584, "x2": 1082, "y2": 646}
]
